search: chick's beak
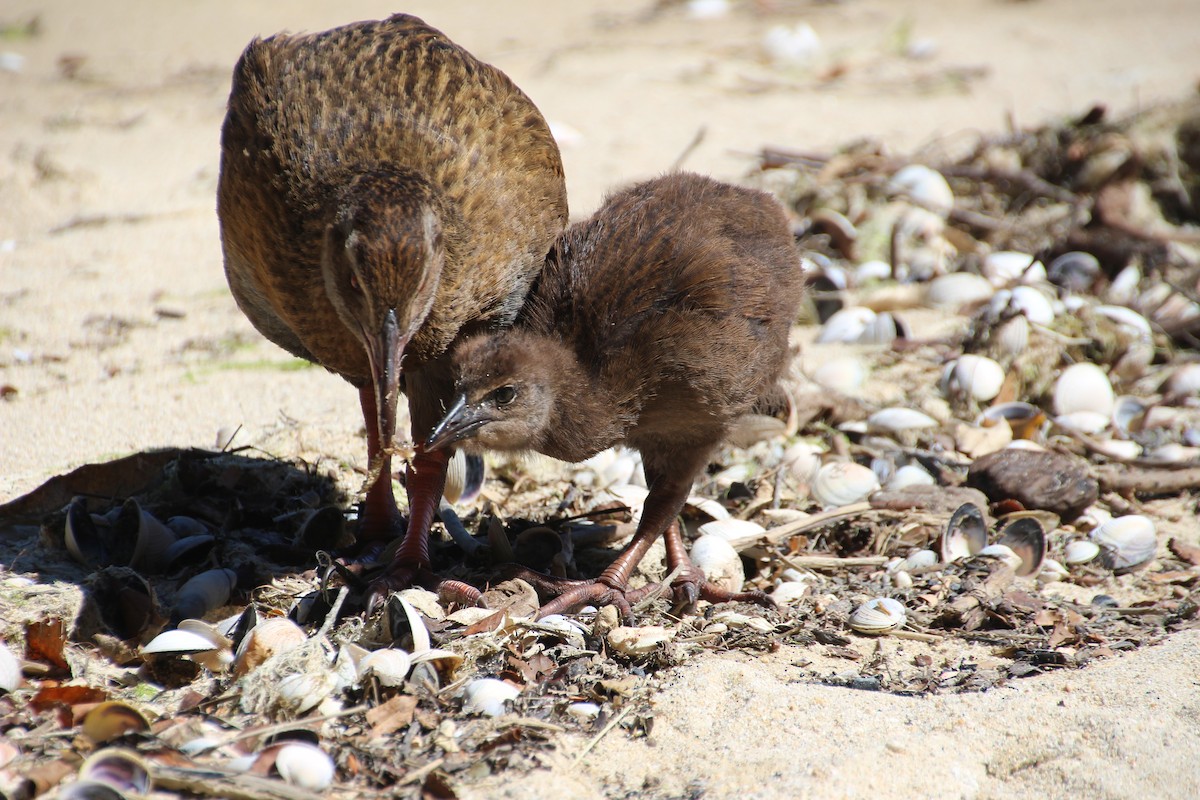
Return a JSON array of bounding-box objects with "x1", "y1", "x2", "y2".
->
[
  {"x1": 366, "y1": 309, "x2": 407, "y2": 455},
  {"x1": 425, "y1": 393, "x2": 492, "y2": 451}
]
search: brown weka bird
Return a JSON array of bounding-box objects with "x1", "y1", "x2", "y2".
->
[
  {"x1": 425, "y1": 172, "x2": 804, "y2": 616},
  {"x1": 217, "y1": 14, "x2": 568, "y2": 602}
]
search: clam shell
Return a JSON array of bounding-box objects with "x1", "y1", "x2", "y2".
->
[
  {"x1": 172, "y1": 568, "x2": 237, "y2": 623},
  {"x1": 233, "y1": 618, "x2": 307, "y2": 677},
  {"x1": 1107, "y1": 264, "x2": 1141, "y2": 305},
  {"x1": 812, "y1": 356, "x2": 867, "y2": 395},
  {"x1": 162, "y1": 534, "x2": 216, "y2": 571},
  {"x1": 142, "y1": 625, "x2": 232, "y2": 672},
  {"x1": 1048, "y1": 251, "x2": 1100, "y2": 293},
  {"x1": 925, "y1": 272, "x2": 995, "y2": 309},
  {"x1": 78, "y1": 748, "x2": 152, "y2": 795},
  {"x1": 898, "y1": 549, "x2": 938, "y2": 571},
  {"x1": 977, "y1": 543, "x2": 1022, "y2": 571},
  {"x1": 295, "y1": 506, "x2": 345, "y2": 550},
  {"x1": 848, "y1": 597, "x2": 907, "y2": 635},
  {"x1": 116, "y1": 498, "x2": 177, "y2": 573},
  {"x1": 1054, "y1": 362, "x2": 1114, "y2": 417},
  {"x1": 941, "y1": 355, "x2": 1005, "y2": 402},
  {"x1": 690, "y1": 534, "x2": 745, "y2": 593},
  {"x1": 855, "y1": 259, "x2": 893, "y2": 283},
  {"x1": 81, "y1": 701, "x2": 150, "y2": 744},
  {"x1": 276, "y1": 670, "x2": 337, "y2": 715},
  {"x1": 442, "y1": 449, "x2": 485, "y2": 504},
  {"x1": 0, "y1": 643, "x2": 19, "y2": 694},
  {"x1": 990, "y1": 285, "x2": 1055, "y2": 324},
  {"x1": 886, "y1": 464, "x2": 936, "y2": 490},
  {"x1": 890, "y1": 164, "x2": 954, "y2": 216},
  {"x1": 771, "y1": 580, "x2": 811, "y2": 604},
  {"x1": 360, "y1": 648, "x2": 413, "y2": 687},
  {"x1": 811, "y1": 462, "x2": 880, "y2": 507},
  {"x1": 1095, "y1": 305, "x2": 1152, "y2": 337},
  {"x1": 1163, "y1": 363, "x2": 1200, "y2": 396},
  {"x1": 386, "y1": 594, "x2": 432, "y2": 653},
  {"x1": 995, "y1": 517, "x2": 1046, "y2": 577},
  {"x1": 696, "y1": 519, "x2": 765, "y2": 552},
  {"x1": 566, "y1": 702, "x2": 602, "y2": 721},
  {"x1": 1063, "y1": 540, "x2": 1100, "y2": 565},
  {"x1": 940, "y1": 502, "x2": 987, "y2": 562},
  {"x1": 994, "y1": 314, "x2": 1030, "y2": 357},
  {"x1": 1090, "y1": 515, "x2": 1157, "y2": 572},
  {"x1": 983, "y1": 251, "x2": 1046, "y2": 286},
  {"x1": 817, "y1": 306, "x2": 877, "y2": 344},
  {"x1": 462, "y1": 678, "x2": 521, "y2": 717},
  {"x1": 274, "y1": 742, "x2": 335, "y2": 791},
  {"x1": 1111, "y1": 396, "x2": 1148, "y2": 439},
  {"x1": 1054, "y1": 411, "x2": 1110, "y2": 434},
  {"x1": 977, "y1": 401, "x2": 1046, "y2": 440},
  {"x1": 65, "y1": 499, "x2": 107, "y2": 566},
  {"x1": 867, "y1": 407, "x2": 938, "y2": 434}
]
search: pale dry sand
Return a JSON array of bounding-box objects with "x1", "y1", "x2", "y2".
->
[{"x1": 2, "y1": 2, "x2": 1199, "y2": 797}]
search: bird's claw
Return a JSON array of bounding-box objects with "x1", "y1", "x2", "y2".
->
[{"x1": 665, "y1": 564, "x2": 776, "y2": 613}]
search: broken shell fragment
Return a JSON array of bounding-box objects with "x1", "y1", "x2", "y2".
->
[
  {"x1": 0, "y1": 642, "x2": 20, "y2": 693},
  {"x1": 462, "y1": 678, "x2": 521, "y2": 717},
  {"x1": 811, "y1": 462, "x2": 880, "y2": 507},
  {"x1": 898, "y1": 549, "x2": 938, "y2": 572},
  {"x1": 848, "y1": 597, "x2": 907, "y2": 635},
  {"x1": 890, "y1": 164, "x2": 954, "y2": 216},
  {"x1": 1090, "y1": 515, "x2": 1157, "y2": 572},
  {"x1": 1063, "y1": 540, "x2": 1101, "y2": 565},
  {"x1": 274, "y1": 742, "x2": 336, "y2": 791},
  {"x1": 940, "y1": 503, "x2": 987, "y2": 562},
  {"x1": 608, "y1": 625, "x2": 673, "y2": 656},
  {"x1": 233, "y1": 617, "x2": 307, "y2": 677},
  {"x1": 812, "y1": 356, "x2": 867, "y2": 395},
  {"x1": 925, "y1": 272, "x2": 995, "y2": 310},
  {"x1": 982, "y1": 251, "x2": 1046, "y2": 286},
  {"x1": 886, "y1": 464, "x2": 936, "y2": 490},
  {"x1": 995, "y1": 517, "x2": 1047, "y2": 577},
  {"x1": 867, "y1": 407, "x2": 938, "y2": 434},
  {"x1": 977, "y1": 543, "x2": 1022, "y2": 571}
]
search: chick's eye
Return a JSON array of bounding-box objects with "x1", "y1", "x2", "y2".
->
[
  {"x1": 493, "y1": 385, "x2": 516, "y2": 406},
  {"x1": 349, "y1": 273, "x2": 362, "y2": 292}
]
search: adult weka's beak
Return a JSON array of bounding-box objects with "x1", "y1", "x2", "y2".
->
[{"x1": 366, "y1": 309, "x2": 407, "y2": 455}]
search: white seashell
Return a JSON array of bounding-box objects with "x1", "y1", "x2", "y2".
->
[
  {"x1": 687, "y1": 0, "x2": 732, "y2": 20},
  {"x1": 1089, "y1": 438, "x2": 1141, "y2": 460},
  {"x1": 1054, "y1": 411, "x2": 1110, "y2": 434},
  {"x1": 817, "y1": 306, "x2": 876, "y2": 344},
  {"x1": 925, "y1": 272, "x2": 995, "y2": 309},
  {"x1": 1003, "y1": 285, "x2": 1056, "y2": 325},
  {"x1": 813, "y1": 356, "x2": 867, "y2": 395},
  {"x1": 1054, "y1": 362, "x2": 1114, "y2": 416},
  {"x1": 394, "y1": 595, "x2": 432, "y2": 653},
  {"x1": 1090, "y1": 515, "x2": 1157, "y2": 572},
  {"x1": 848, "y1": 597, "x2": 907, "y2": 635},
  {"x1": 274, "y1": 743, "x2": 335, "y2": 791},
  {"x1": 578, "y1": 447, "x2": 642, "y2": 490},
  {"x1": 397, "y1": 588, "x2": 446, "y2": 621},
  {"x1": 994, "y1": 314, "x2": 1030, "y2": 357},
  {"x1": 867, "y1": 407, "x2": 938, "y2": 433},
  {"x1": 690, "y1": 534, "x2": 745, "y2": 593},
  {"x1": 276, "y1": 670, "x2": 337, "y2": 715},
  {"x1": 1004, "y1": 439, "x2": 1046, "y2": 451},
  {"x1": 983, "y1": 251, "x2": 1046, "y2": 286},
  {"x1": 941, "y1": 355, "x2": 1006, "y2": 402},
  {"x1": 977, "y1": 544, "x2": 1022, "y2": 571},
  {"x1": 762, "y1": 22, "x2": 821, "y2": 67},
  {"x1": 601, "y1": 483, "x2": 650, "y2": 523},
  {"x1": 1095, "y1": 305, "x2": 1152, "y2": 337},
  {"x1": 1145, "y1": 443, "x2": 1200, "y2": 463},
  {"x1": 1107, "y1": 264, "x2": 1141, "y2": 306},
  {"x1": 782, "y1": 442, "x2": 823, "y2": 485},
  {"x1": 360, "y1": 648, "x2": 413, "y2": 687},
  {"x1": 142, "y1": 626, "x2": 232, "y2": 671},
  {"x1": 696, "y1": 519, "x2": 765, "y2": 552},
  {"x1": 462, "y1": 678, "x2": 521, "y2": 717},
  {"x1": 234, "y1": 618, "x2": 307, "y2": 677},
  {"x1": 1111, "y1": 396, "x2": 1148, "y2": 439},
  {"x1": 941, "y1": 503, "x2": 987, "y2": 562},
  {"x1": 771, "y1": 581, "x2": 811, "y2": 604},
  {"x1": 78, "y1": 748, "x2": 152, "y2": 795},
  {"x1": 608, "y1": 625, "x2": 673, "y2": 656},
  {"x1": 995, "y1": 515, "x2": 1046, "y2": 576},
  {"x1": 1063, "y1": 540, "x2": 1100, "y2": 565},
  {"x1": 1037, "y1": 558, "x2": 1070, "y2": 583},
  {"x1": 898, "y1": 549, "x2": 938, "y2": 571},
  {"x1": 890, "y1": 164, "x2": 954, "y2": 217},
  {"x1": 891, "y1": 570, "x2": 913, "y2": 588},
  {"x1": 686, "y1": 495, "x2": 730, "y2": 521},
  {"x1": 855, "y1": 260, "x2": 893, "y2": 283},
  {"x1": 0, "y1": 642, "x2": 20, "y2": 693},
  {"x1": 811, "y1": 462, "x2": 880, "y2": 507},
  {"x1": 886, "y1": 464, "x2": 936, "y2": 490},
  {"x1": 1164, "y1": 363, "x2": 1200, "y2": 396},
  {"x1": 409, "y1": 648, "x2": 464, "y2": 676},
  {"x1": 1048, "y1": 251, "x2": 1101, "y2": 293},
  {"x1": 566, "y1": 702, "x2": 602, "y2": 721}
]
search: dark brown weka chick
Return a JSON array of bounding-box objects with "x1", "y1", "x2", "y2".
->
[
  {"x1": 217, "y1": 14, "x2": 568, "y2": 601},
  {"x1": 426, "y1": 172, "x2": 804, "y2": 616}
]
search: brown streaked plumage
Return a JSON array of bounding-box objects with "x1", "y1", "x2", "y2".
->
[
  {"x1": 217, "y1": 14, "x2": 568, "y2": 601},
  {"x1": 426, "y1": 172, "x2": 804, "y2": 616}
]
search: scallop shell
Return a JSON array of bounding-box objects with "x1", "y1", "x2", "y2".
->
[
  {"x1": 941, "y1": 355, "x2": 1005, "y2": 402},
  {"x1": 360, "y1": 648, "x2": 413, "y2": 687},
  {"x1": 940, "y1": 503, "x2": 987, "y2": 562},
  {"x1": 983, "y1": 251, "x2": 1046, "y2": 286},
  {"x1": 1063, "y1": 540, "x2": 1100, "y2": 565},
  {"x1": 1054, "y1": 362, "x2": 1115, "y2": 416},
  {"x1": 890, "y1": 164, "x2": 954, "y2": 216},
  {"x1": 925, "y1": 272, "x2": 995, "y2": 309},
  {"x1": 993, "y1": 314, "x2": 1030, "y2": 357},
  {"x1": 811, "y1": 462, "x2": 880, "y2": 507},
  {"x1": 462, "y1": 678, "x2": 521, "y2": 717},
  {"x1": 848, "y1": 597, "x2": 907, "y2": 635},
  {"x1": 1090, "y1": 515, "x2": 1157, "y2": 572},
  {"x1": 690, "y1": 534, "x2": 745, "y2": 593},
  {"x1": 274, "y1": 742, "x2": 336, "y2": 791},
  {"x1": 995, "y1": 517, "x2": 1046, "y2": 577}
]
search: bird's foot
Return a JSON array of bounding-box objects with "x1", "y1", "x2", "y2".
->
[
  {"x1": 502, "y1": 566, "x2": 659, "y2": 619},
  {"x1": 663, "y1": 561, "x2": 775, "y2": 613}
]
